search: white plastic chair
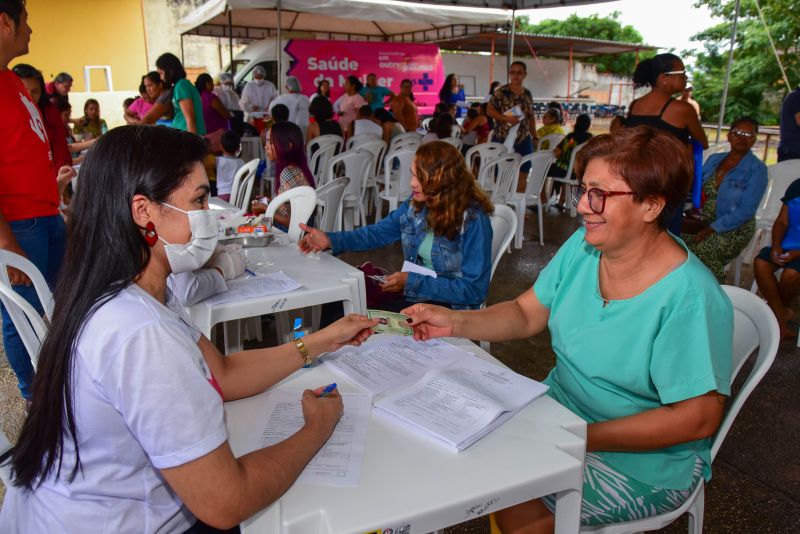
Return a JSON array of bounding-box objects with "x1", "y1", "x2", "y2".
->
[
  {"x1": 264, "y1": 186, "x2": 317, "y2": 243},
  {"x1": 450, "y1": 124, "x2": 462, "y2": 139},
  {"x1": 581, "y1": 285, "x2": 779, "y2": 534},
  {"x1": 480, "y1": 205, "x2": 517, "y2": 351},
  {"x1": 440, "y1": 137, "x2": 463, "y2": 151},
  {"x1": 345, "y1": 133, "x2": 381, "y2": 151},
  {"x1": 307, "y1": 134, "x2": 343, "y2": 185},
  {"x1": 478, "y1": 153, "x2": 518, "y2": 195},
  {"x1": 389, "y1": 132, "x2": 421, "y2": 150},
  {"x1": 0, "y1": 250, "x2": 53, "y2": 370},
  {"x1": 322, "y1": 150, "x2": 374, "y2": 230},
  {"x1": 548, "y1": 141, "x2": 587, "y2": 217},
  {"x1": 465, "y1": 142, "x2": 508, "y2": 179},
  {"x1": 375, "y1": 147, "x2": 415, "y2": 222},
  {"x1": 1, "y1": 425, "x2": 13, "y2": 486},
  {"x1": 228, "y1": 158, "x2": 259, "y2": 216},
  {"x1": 421, "y1": 117, "x2": 433, "y2": 130},
  {"x1": 505, "y1": 152, "x2": 554, "y2": 247},
  {"x1": 314, "y1": 177, "x2": 349, "y2": 232},
  {"x1": 733, "y1": 160, "x2": 800, "y2": 285},
  {"x1": 354, "y1": 138, "x2": 388, "y2": 214},
  {"x1": 537, "y1": 133, "x2": 564, "y2": 152}
]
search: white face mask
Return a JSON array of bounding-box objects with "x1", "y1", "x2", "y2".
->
[
  {"x1": 254, "y1": 78, "x2": 265, "y2": 86},
  {"x1": 221, "y1": 84, "x2": 233, "y2": 92},
  {"x1": 158, "y1": 203, "x2": 219, "y2": 273}
]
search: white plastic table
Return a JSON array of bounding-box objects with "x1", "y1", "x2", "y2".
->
[
  {"x1": 225, "y1": 335, "x2": 586, "y2": 534},
  {"x1": 186, "y1": 244, "x2": 366, "y2": 352}
]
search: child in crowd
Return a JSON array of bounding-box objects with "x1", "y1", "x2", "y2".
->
[
  {"x1": 73, "y1": 98, "x2": 108, "y2": 139},
  {"x1": 123, "y1": 97, "x2": 136, "y2": 114},
  {"x1": 535, "y1": 107, "x2": 566, "y2": 150},
  {"x1": 610, "y1": 114, "x2": 626, "y2": 132},
  {"x1": 270, "y1": 103, "x2": 289, "y2": 124},
  {"x1": 462, "y1": 103, "x2": 491, "y2": 152},
  {"x1": 216, "y1": 130, "x2": 245, "y2": 202},
  {"x1": 546, "y1": 113, "x2": 593, "y2": 209}
]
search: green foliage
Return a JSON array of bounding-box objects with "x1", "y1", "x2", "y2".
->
[
  {"x1": 690, "y1": 0, "x2": 800, "y2": 125},
  {"x1": 518, "y1": 12, "x2": 654, "y2": 75}
]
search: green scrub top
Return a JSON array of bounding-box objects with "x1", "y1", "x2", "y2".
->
[
  {"x1": 417, "y1": 231, "x2": 434, "y2": 270},
  {"x1": 172, "y1": 79, "x2": 206, "y2": 135},
  {"x1": 534, "y1": 227, "x2": 732, "y2": 490}
]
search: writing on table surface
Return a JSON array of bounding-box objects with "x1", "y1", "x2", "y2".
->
[{"x1": 465, "y1": 496, "x2": 500, "y2": 519}]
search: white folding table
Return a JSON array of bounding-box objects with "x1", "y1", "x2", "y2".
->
[
  {"x1": 186, "y1": 244, "x2": 366, "y2": 353},
  {"x1": 225, "y1": 335, "x2": 586, "y2": 534}
]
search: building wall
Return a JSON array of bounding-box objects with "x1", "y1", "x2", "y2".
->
[{"x1": 20, "y1": 0, "x2": 148, "y2": 91}]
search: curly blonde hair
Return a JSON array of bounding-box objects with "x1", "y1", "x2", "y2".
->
[{"x1": 413, "y1": 141, "x2": 494, "y2": 240}]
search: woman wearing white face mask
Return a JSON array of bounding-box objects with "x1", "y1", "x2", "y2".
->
[
  {"x1": 1, "y1": 125, "x2": 379, "y2": 533},
  {"x1": 239, "y1": 65, "x2": 278, "y2": 123},
  {"x1": 213, "y1": 72, "x2": 241, "y2": 113}
]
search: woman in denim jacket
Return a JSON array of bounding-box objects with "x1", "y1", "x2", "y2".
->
[
  {"x1": 686, "y1": 117, "x2": 768, "y2": 282},
  {"x1": 299, "y1": 141, "x2": 494, "y2": 310}
]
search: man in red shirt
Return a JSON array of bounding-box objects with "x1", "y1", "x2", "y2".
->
[
  {"x1": 1, "y1": 0, "x2": 71, "y2": 401},
  {"x1": 45, "y1": 71, "x2": 72, "y2": 101}
]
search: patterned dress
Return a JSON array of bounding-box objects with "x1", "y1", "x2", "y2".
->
[{"x1": 687, "y1": 176, "x2": 755, "y2": 283}]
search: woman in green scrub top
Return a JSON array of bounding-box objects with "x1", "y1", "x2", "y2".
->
[{"x1": 404, "y1": 126, "x2": 733, "y2": 531}]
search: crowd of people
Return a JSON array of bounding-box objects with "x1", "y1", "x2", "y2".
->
[{"x1": 0, "y1": 0, "x2": 797, "y2": 532}]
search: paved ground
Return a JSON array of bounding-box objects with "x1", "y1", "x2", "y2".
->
[{"x1": 1, "y1": 208, "x2": 799, "y2": 531}]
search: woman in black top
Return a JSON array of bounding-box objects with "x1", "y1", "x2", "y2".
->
[
  {"x1": 626, "y1": 53, "x2": 707, "y2": 149},
  {"x1": 306, "y1": 96, "x2": 343, "y2": 143},
  {"x1": 626, "y1": 53, "x2": 708, "y2": 235}
]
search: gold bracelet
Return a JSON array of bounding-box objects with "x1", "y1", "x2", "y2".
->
[{"x1": 294, "y1": 338, "x2": 312, "y2": 366}]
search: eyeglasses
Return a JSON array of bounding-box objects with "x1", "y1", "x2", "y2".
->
[
  {"x1": 730, "y1": 128, "x2": 756, "y2": 138},
  {"x1": 509, "y1": 70, "x2": 526, "y2": 75},
  {"x1": 664, "y1": 70, "x2": 687, "y2": 76},
  {"x1": 572, "y1": 186, "x2": 637, "y2": 214}
]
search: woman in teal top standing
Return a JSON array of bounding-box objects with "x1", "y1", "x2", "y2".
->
[
  {"x1": 404, "y1": 127, "x2": 733, "y2": 530},
  {"x1": 156, "y1": 53, "x2": 206, "y2": 135}
]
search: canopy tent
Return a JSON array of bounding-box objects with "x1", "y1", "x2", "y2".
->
[{"x1": 177, "y1": 0, "x2": 511, "y2": 39}]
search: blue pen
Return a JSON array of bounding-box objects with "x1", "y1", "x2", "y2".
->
[
  {"x1": 319, "y1": 383, "x2": 337, "y2": 397},
  {"x1": 245, "y1": 268, "x2": 257, "y2": 276}
]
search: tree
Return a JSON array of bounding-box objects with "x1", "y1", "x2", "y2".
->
[
  {"x1": 690, "y1": 0, "x2": 800, "y2": 124},
  {"x1": 518, "y1": 12, "x2": 653, "y2": 76}
]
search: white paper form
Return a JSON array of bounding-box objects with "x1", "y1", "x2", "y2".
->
[
  {"x1": 323, "y1": 336, "x2": 471, "y2": 395},
  {"x1": 258, "y1": 390, "x2": 372, "y2": 487},
  {"x1": 401, "y1": 260, "x2": 437, "y2": 278},
  {"x1": 203, "y1": 271, "x2": 302, "y2": 305},
  {"x1": 374, "y1": 355, "x2": 549, "y2": 451},
  {"x1": 503, "y1": 105, "x2": 525, "y2": 152}
]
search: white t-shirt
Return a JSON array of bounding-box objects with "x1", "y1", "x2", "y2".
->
[
  {"x1": 216, "y1": 154, "x2": 245, "y2": 196},
  {"x1": 0, "y1": 284, "x2": 227, "y2": 534},
  {"x1": 353, "y1": 119, "x2": 383, "y2": 138}
]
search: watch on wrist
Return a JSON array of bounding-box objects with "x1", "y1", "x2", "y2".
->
[{"x1": 294, "y1": 338, "x2": 312, "y2": 366}]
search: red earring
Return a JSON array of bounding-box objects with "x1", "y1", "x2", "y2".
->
[{"x1": 143, "y1": 221, "x2": 158, "y2": 247}]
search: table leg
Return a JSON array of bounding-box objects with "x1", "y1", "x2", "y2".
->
[
  {"x1": 224, "y1": 320, "x2": 244, "y2": 355},
  {"x1": 553, "y1": 487, "x2": 582, "y2": 534}
]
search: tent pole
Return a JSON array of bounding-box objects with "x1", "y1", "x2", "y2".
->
[
  {"x1": 228, "y1": 11, "x2": 233, "y2": 69},
  {"x1": 490, "y1": 34, "x2": 495, "y2": 85},
  {"x1": 507, "y1": 9, "x2": 515, "y2": 76},
  {"x1": 716, "y1": 0, "x2": 740, "y2": 143},
  {"x1": 180, "y1": 33, "x2": 185, "y2": 64},
  {"x1": 567, "y1": 45, "x2": 573, "y2": 103},
  {"x1": 277, "y1": 0, "x2": 282, "y2": 92}
]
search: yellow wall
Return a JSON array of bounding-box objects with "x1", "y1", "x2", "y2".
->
[{"x1": 18, "y1": 0, "x2": 148, "y2": 91}]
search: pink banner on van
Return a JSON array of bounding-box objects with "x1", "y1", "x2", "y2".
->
[{"x1": 285, "y1": 39, "x2": 444, "y2": 116}]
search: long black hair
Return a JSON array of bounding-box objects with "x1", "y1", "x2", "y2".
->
[
  {"x1": 12, "y1": 63, "x2": 48, "y2": 111},
  {"x1": 10, "y1": 125, "x2": 207, "y2": 490},
  {"x1": 633, "y1": 53, "x2": 682, "y2": 88},
  {"x1": 155, "y1": 52, "x2": 187, "y2": 86},
  {"x1": 439, "y1": 73, "x2": 457, "y2": 103},
  {"x1": 194, "y1": 72, "x2": 214, "y2": 93}
]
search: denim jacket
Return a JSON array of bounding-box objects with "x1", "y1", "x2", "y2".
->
[
  {"x1": 327, "y1": 199, "x2": 493, "y2": 309},
  {"x1": 703, "y1": 151, "x2": 768, "y2": 233}
]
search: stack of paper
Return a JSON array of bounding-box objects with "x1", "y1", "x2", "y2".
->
[
  {"x1": 258, "y1": 390, "x2": 372, "y2": 487},
  {"x1": 204, "y1": 270, "x2": 302, "y2": 305},
  {"x1": 373, "y1": 356, "x2": 548, "y2": 452},
  {"x1": 324, "y1": 336, "x2": 549, "y2": 451}
]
